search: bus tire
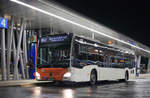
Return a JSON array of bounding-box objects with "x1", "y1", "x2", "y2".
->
[
  {"x1": 119, "y1": 71, "x2": 129, "y2": 82},
  {"x1": 125, "y1": 71, "x2": 129, "y2": 81},
  {"x1": 90, "y1": 70, "x2": 97, "y2": 85}
]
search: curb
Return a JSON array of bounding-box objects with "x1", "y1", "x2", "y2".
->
[{"x1": 0, "y1": 80, "x2": 50, "y2": 87}]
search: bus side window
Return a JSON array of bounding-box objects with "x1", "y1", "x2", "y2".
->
[
  {"x1": 73, "y1": 43, "x2": 87, "y2": 68},
  {"x1": 74, "y1": 43, "x2": 79, "y2": 57},
  {"x1": 110, "y1": 56, "x2": 114, "y2": 68},
  {"x1": 74, "y1": 43, "x2": 87, "y2": 60},
  {"x1": 105, "y1": 55, "x2": 110, "y2": 68},
  {"x1": 98, "y1": 55, "x2": 104, "y2": 67},
  {"x1": 97, "y1": 48, "x2": 104, "y2": 67},
  {"x1": 87, "y1": 46, "x2": 96, "y2": 63},
  {"x1": 78, "y1": 45, "x2": 88, "y2": 60}
]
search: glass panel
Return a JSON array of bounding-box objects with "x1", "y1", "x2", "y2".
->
[
  {"x1": 37, "y1": 43, "x2": 71, "y2": 68},
  {"x1": 39, "y1": 48, "x2": 47, "y2": 65}
]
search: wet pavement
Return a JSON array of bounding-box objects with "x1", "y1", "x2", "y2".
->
[{"x1": 1, "y1": 78, "x2": 150, "y2": 98}]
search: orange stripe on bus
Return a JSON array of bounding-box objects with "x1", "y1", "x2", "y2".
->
[{"x1": 37, "y1": 68, "x2": 68, "y2": 81}]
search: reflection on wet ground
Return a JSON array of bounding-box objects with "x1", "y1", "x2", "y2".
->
[{"x1": 1, "y1": 78, "x2": 150, "y2": 98}]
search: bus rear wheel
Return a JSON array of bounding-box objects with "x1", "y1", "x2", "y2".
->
[
  {"x1": 125, "y1": 71, "x2": 129, "y2": 81},
  {"x1": 90, "y1": 70, "x2": 97, "y2": 85}
]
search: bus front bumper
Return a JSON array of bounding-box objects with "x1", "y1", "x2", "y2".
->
[{"x1": 35, "y1": 72, "x2": 72, "y2": 81}]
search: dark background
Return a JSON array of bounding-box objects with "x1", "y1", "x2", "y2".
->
[{"x1": 53, "y1": 0, "x2": 150, "y2": 46}]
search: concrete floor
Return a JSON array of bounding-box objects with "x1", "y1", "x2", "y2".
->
[{"x1": 0, "y1": 78, "x2": 150, "y2": 98}]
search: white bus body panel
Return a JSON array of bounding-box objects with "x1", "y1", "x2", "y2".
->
[
  {"x1": 99, "y1": 68, "x2": 125, "y2": 80},
  {"x1": 70, "y1": 65, "x2": 127, "y2": 82},
  {"x1": 70, "y1": 65, "x2": 98, "y2": 82}
]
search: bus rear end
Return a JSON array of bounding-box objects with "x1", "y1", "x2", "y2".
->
[{"x1": 36, "y1": 33, "x2": 72, "y2": 82}]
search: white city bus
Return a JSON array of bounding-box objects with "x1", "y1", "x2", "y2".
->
[{"x1": 36, "y1": 33, "x2": 135, "y2": 85}]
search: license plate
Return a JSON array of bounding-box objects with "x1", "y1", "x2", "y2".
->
[
  {"x1": 43, "y1": 77, "x2": 54, "y2": 81},
  {"x1": 43, "y1": 77, "x2": 47, "y2": 80},
  {"x1": 48, "y1": 78, "x2": 54, "y2": 81}
]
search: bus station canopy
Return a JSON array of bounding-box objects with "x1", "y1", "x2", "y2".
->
[{"x1": 1, "y1": 0, "x2": 150, "y2": 57}]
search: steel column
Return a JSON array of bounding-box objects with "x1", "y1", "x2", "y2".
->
[
  {"x1": 14, "y1": 19, "x2": 24, "y2": 80},
  {"x1": 1, "y1": 29, "x2": 7, "y2": 80},
  {"x1": 12, "y1": 32, "x2": 17, "y2": 79},
  {"x1": 20, "y1": 53, "x2": 25, "y2": 79},
  {"x1": 6, "y1": 16, "x2": 14, "y2": 80},
  {"x1": 137, "y1": 55, "x2": 141, "y2": 69},
  {"x1": 147, "y1": 58, "x2": 150, "y2": 73},
  {"x1": 23, "y1": 28, "x2": 29, "y2": 79},
  {"x1": 137, "y1": 55, "x2": 141, "y2": 75},
  {"x1": 92, "y1": 33, "x2": 95, "y2": 39}
]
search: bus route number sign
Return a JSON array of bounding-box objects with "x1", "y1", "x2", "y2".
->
[{"x1": 0, "y1": 17, "x2": 7, "y2": 29}]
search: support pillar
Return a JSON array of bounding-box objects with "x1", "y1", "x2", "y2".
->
[
  {"x1": 137, "y1": 55, "x2": 141, "y2": 69},
  {"x1": 92, "y1": 33, "x2": 94, "y2": 39},
  {"x1": 23, "y1": 28, "x2": 29, "y2": 79},
  {"x1": 1, "y1": 29, "x2": 7, "y2": 80},
  {"x1": 136, "y1": 55, "x2": 141, "y2": 76},
  {"x1": 6, "y1": 16, "x2": 14, "y2": 80},
  {"x1": 14, "y1": 19, "x2": 24, "y2": 80},
  {"x1": 12, "y1": 32, "x2": 17, "y2": 79},
  {"x1": 20, "y1": 53, "x2": 25, "y2": 79},
  {"x1": 147, "y1": 58, "x2": 150, "y2": 73}
]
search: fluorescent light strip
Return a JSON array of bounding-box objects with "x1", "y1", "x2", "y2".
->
[{"x1": 10, "y1": 0, "x2": 150, "y2": 53}]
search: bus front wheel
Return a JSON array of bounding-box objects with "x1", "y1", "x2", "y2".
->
[
  {"x1": 90, "y1": 70, "x2": 97, "y2": 85},
  {"x1": 119, "y1": 71, "x2": 129, "y2": 82}
]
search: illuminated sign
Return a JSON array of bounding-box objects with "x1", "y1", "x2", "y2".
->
[
  {"x1": 0, "y1": 17, "x2": 7, "y2": 29},
  {"x1": 48, "y1": 36, "x2": 67, "y2": 42},
  {"x1": 41, "y1": 37, "x2": 48, "y2": 43},
  {"x1": 40, "y1": 34, "x2": 71, "y2": 43}
]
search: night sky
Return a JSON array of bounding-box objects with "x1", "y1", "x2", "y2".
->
[{"x1": 53, "y1": 0, "x2": 150, "y2": 47}]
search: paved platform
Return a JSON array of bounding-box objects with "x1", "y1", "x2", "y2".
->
[
  {"x1": 137, "y1": 73, "x2": 150, "y2": 78},
  {"x1": 130, "y1": 73, "x2": 150, "y2": 79},
  {"x1": 0, "y1": 74, "x2": 150, "y2": 87},
  {"x1": 0, "y1": 80, "x2": 50, "y2": 87},
  {"x1": 1, "y1": 78, "x2": 150, "y2": 98}
]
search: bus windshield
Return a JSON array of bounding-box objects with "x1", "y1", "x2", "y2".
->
[
  {"x1": 37, "y1": 33, "x2": 72, "y2": 68},
  {"x1": 38, "y1": 43, "x2": 71, "y2": 68}
]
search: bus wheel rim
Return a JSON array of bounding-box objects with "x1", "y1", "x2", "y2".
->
[{"x1": 125, "y1": 73, "x2": 128, "y2": 81}]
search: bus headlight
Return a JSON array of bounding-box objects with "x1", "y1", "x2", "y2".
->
[
  {"x1": 63, "y1": 72, "x2": 72, "y2": 80},
  {"x1": 36, "y1": 72, "x2": 41, "y2": 80}
]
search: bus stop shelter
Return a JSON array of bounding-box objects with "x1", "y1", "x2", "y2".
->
[{"x1": 1, "y1": 0, "x2": 150, "y2": 81}]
